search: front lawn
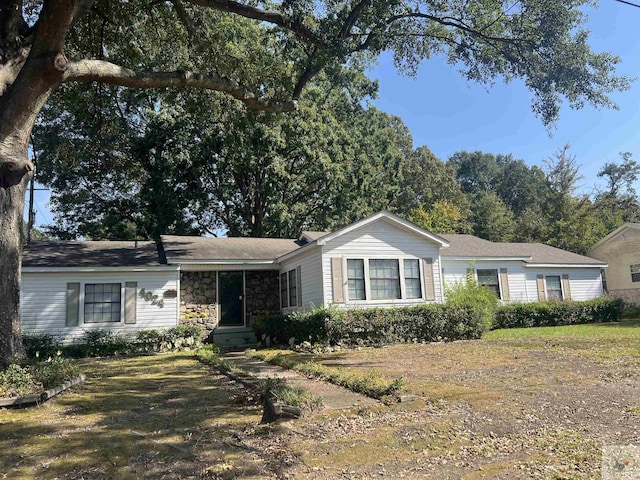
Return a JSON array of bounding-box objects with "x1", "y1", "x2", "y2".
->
[
  {"x1": 253, "y1": 319, "x2": 640, "y2": 478},
  {"x1": 0, "y1": 352, "x2": 281, "y2": 479}
]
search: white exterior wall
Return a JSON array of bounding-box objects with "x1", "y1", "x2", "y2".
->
[
  {"x1": 442, "y1": 260, "x2": 529, "y2": 303},
  {"x1": 524, "y1": 267, "x2": 604, "y2": 301},
  {"x1": 279, "y1": 246, "x2": 324, "y2": 313},
  {"x1": 20, "y1": 269, "x2": 180, "y2": 343},
  {"x1": 321, "y1": 220, "x2": 444, "y2": 307}
]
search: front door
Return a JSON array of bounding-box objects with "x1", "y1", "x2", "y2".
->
[{"x1": 219, "y1": 271, "x2": 244, "y2": 326}]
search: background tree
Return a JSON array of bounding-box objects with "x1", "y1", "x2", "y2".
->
[
  {"x1": 593, "y1": 152, "x2": 640, "y2": 231},
  {"x1": 469, "y1": 191, "x2": 517, "y2": 242},
  {"x1": 0, "y1": 0, "x2": 631, "y2": 365},
  {"x1": 407, "y1": 201, "x2": 472, "y2": 234}
]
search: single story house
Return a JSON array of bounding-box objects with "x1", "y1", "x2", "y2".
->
[
  {"x1": 21, "y1": 211, "x2": 607, "y2": 346},
  {"x1": 588, "y1": 222, "x2": 640, "y2": 304}
]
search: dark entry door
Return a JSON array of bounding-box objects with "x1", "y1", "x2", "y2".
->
[{"x1": 219, "y1": 271, "x2": 244, "y2": 326}]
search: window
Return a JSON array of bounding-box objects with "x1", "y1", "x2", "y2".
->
[
  {"x1": 404, "y1": 259, "x2": 422, "y2": 299},
  {"x1": 84, "y1": 283, "x2": 121, "y2": 323},
  {"x1": 477, "y1": 269, "x2": 500, "y2": 299},
  {"x1": 601, "y1": 268, "x2": 608, "y2": 292},
  {"x1": 280, "y1": 273, "x2": 288, "y2": 308},
  {"x1": 347, "y1": 259, "x2": 365, "y2": 300},
  {"x1": 545, "y1": 275, "x2": 563, "y2": 301},
  {"x1": 369, "y1": 259, "x2": 401, "y2": 300},
  {"x1": 631, "y1": 264, "x2": 640, "y2": 283},
  {"x1": 288, "y1": 269, "x2": 297, "y2": 307}
]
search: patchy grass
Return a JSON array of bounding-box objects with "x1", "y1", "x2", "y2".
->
[
  {"x1": 0, "y1": 352, "x2": 279, "y2": 479},
  {"x1": 248, "y1": 321, "x2": 640, "y2": 478},
  {"x1": 257, "y1": 377, "x2": 323, "y2": 409},
  {"x1": 249, "y1": 350, "x2": 406, "y2": 400},
  {"x1": 484, "y1": 318, "x2": 640, "y2": 340}
]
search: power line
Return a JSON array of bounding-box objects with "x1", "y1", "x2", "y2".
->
[{"x1": 613, "y1": 0, "x2": 640, "y2": 8}]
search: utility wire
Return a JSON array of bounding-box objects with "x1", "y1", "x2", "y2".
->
[{"x1": 613, "y1": 0, "x2": 640, "y2": 8}]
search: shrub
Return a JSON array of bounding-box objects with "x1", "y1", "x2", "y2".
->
[
  {"x1": 255, "y1": 303, "x2": 489, "y2": 348},
  {"x1": 22, "y1": 334, "x2": 61, "y2": 360},
  {"x1": 164, "y1": 324, "x2": 203, "y2": 340},
  {"x1": 0, "y1": 364, "x2": 39, "y2": 397},
  {"x1": 30, "y1": 356, "x2": 80, "y2": 389},
  {"x1": 445, "y1": 272, "x2": 499, "y2": 331},
  {"x1": 494, "y1": 298, "x2": 624, "y2": 329}
]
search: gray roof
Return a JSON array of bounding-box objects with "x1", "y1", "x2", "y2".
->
[
  {"x1": 440, "y1": 234, "x2": 606, "y2": 265},
  {"x1": 161, "y1": 235, "x2": 301, "y2": 262},
  {"x1": 300, "y1": 231, "x2": 331, "y2": 241},
  {"x1": 22, "y1": 240, "x2": 161, "y2": 267}
]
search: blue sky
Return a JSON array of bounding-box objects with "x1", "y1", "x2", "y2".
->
[
  {"x1": 368, "y1": 1, "x2": 640, "y2": 197},
  {"x1": 28, "y1": 1, "x2": 640, "y2": 230}
]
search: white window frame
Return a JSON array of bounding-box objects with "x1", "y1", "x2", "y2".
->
[
  {"x1": 288, "y1": 269, "x2": 298, "y2": 307},
  {"x1": 343, "y1": 256, "x2": 426, "y2": 303},
  {"x1": 476, "y1": 268, "x2": 502, "y2": 300},
  {"x1": 80, "y1": 281, "x2": 124, "y2": 326},
  {"x1": 544, "y1": 275, "x2": 564, "y2": 301},
  {"x1": 280, "y1": 272, "x2": 289, "y2": 309}
]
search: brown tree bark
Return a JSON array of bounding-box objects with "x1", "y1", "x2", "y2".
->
[{"x1": 0, "y1": 0, "x2": 79, "y2": 367}]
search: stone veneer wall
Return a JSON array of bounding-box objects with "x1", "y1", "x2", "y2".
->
[
  {"x1": 245, "y1": 271, "x2": 281, "y2": 327},
  {"x1": 180, "y1": 270, "x2": 281, "y2": 338},
  {"x1": 180, "y1": 271, "x2": 218, "y2": 335}
]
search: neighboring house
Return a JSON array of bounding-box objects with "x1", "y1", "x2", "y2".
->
[
  {"x1": 588, "y1": 223, "x2": 640, "y2": 304},
  {"x1": 20, "y1": 211, "x2": 607, "y2": 346}
]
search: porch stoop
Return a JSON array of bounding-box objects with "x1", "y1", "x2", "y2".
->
[{"x1": 211, "y1": 326, "x2": 257, "y2": 349}]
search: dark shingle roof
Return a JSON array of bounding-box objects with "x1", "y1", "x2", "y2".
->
[
  {"x1": 161, "y1": 235, "x2": 301, "y2": 262},
  {"x1": 440, "y1": 234, "x2": 605, "y2": 265},
  {"x1": 22, "y1": 241, "x2": 162, "y2": 267}
]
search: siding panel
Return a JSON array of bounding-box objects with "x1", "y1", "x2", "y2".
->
[
  {"x1": 20, "y1": 270, "x2": 179, "y2": 344},
  {"x1": 321, "y1": 220, "x2": 444, "y2": 307}
]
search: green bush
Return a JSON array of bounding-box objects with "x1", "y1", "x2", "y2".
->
[
  {"x1": 22, "y1": 334, "x2": 61, "y2": 360},
  {"x1": 494, "y1": 298, "x2": 624, "y2": 329},
  {"x1": 256, "y1": 303, "x2": 488, "y2": 347},
  {"x1": 445, "y1": 273, "x2": 499, "y2": 331},
  {"x1": 30, "y1": 356, "x2": 81, "y2": 389},
  {"x1": 0, "y1": 364, "x2": 38, "y2": 397}
]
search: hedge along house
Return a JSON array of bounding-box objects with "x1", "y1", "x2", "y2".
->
[
  {"x1": 588, "y1": 223, "x2": 640, "y2": 304},
  {"x1": 20, "y1": 211, "x2": 607, "y2": 347}
]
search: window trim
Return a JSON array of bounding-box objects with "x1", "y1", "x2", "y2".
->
[
  {"x1": 343, "y1": 256, "x2": 426, "y2": 303},
  {"x1": 280, "y1": 272, "x2": 289, "y2": 309},
  {"x1": 281, "y1": 268, "x2": 299, "y2": 309},
  {"x1": 476, "y1": 268, "x2": 502, "y2": 300},
  {"x1": 631, "y1": 264, "x2": 640, "y2": 283},
  {"x1": 545, "y1": 274, "x2": 564, "y2": 301},
  {"x1": 81, "y1": 282, "x2": 124, "y2": 325},
  {"x1": 288, "y1": 269, "x2": 298, "y2": 307}
]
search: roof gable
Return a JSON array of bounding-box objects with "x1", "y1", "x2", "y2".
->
[
  {"x1": 589, "y1": 223, "x2": 640, "y2": 251},
  {"x1": 317, "y1": 211, "x2": 449, "y2": 248}
]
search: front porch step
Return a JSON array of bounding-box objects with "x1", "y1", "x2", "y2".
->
[{"x1": 211, "y1": 327, "x2": 257, "y2": 349}]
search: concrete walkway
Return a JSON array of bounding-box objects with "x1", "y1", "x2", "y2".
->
[{"x1": 221, "y1": 351, "x2": 378, "y2": 411}]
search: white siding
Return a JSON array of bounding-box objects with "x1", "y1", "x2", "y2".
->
[
  {"x1": 321, "y1": 219, "x2": 444, "y2": 307},
  {"x1": 20, "y1": 269, "x2": 180, "y2": 344},
  {"x1": 441, "y1": 260, "x2": 603, "y2": 302},
  {"x1": 279, "y1": 246, "x2": 324, "y2": 313},
  {"x1": 524, "y1": 267, "x2": 604, "y2": 301},
  {"x1": 442, "y1": 260, "x2": 529, "y2": 303}
]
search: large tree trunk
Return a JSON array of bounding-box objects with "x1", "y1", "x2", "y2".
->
[
  {"x1": 0, "y1": 1, "x2": 79, "y2": 367},
  {"x1": 0, "y1": 148, "x2": 29, "y2": 367}
]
